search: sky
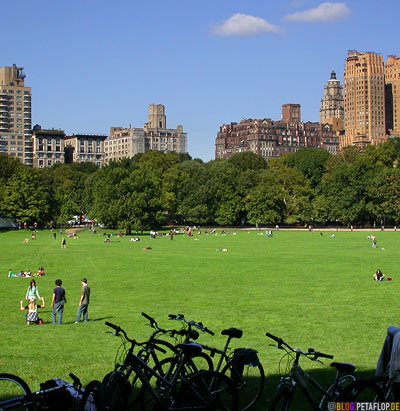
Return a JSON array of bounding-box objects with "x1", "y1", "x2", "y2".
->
[{"x1": 2, "y1": 0, "x2": 400, "y2": 161}]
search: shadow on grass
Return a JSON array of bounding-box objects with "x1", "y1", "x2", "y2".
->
[
  {"x1": 255, "y1": 367, "x2": 378, "y2": 411},
  {"x1": 77, "y1": 367, "x2": 378, "y2": 411}
]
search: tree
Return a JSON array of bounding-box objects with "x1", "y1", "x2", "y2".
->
[
  {"x1": 284, "y1": 148, "x2": 330, "y2": 189},
  {"x1": 0, "y1": 168, "x2": 51, "y2": 226}
]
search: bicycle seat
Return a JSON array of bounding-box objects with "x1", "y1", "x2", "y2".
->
[
  {"x1": 221, "y1": 328, "x2": 243, "y2": 339},
  {"x1": 330, "y1": 362, "x2": 355, "y2": 373},
  {"x1": 176, "y1": 343, "x2": 202, "y2": 356}
]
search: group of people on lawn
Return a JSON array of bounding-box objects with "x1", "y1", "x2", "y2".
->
[
  {"x1": 8, "y1": 267, "x2": 45, "y2": 278},
  {"x1": 19, "y1": 278, "x2": 90, "y2": 325}
]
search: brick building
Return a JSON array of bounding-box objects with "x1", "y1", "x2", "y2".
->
[{"x1": 215, "y1": 105, "x2": 338, "y2": 160}]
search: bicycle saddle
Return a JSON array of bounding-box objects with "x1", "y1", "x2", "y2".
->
[
  {"x1": 221, "y1": 328, "x2": 243, "y2": 339},
  {"x1": 176, "y1": 343, "x2": 202, "y2": 355},
  {"x1": 330, "y1": 362, "x2": 355, "y2": 373}
]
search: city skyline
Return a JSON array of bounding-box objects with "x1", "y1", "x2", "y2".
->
[{"x1": 2, "y1": 0, "x2": 400, "y2": 161}]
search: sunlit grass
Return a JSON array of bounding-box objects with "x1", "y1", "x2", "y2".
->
[{"x1": 0, "y1": 227, "x2": 397, "y2": 409}]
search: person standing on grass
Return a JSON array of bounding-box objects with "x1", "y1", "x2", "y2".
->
[
  {"x1": 75, "y1": 278, "x2": 90, "y2": 323},
  {"x1": 51, "y1": 279, "x2": 66, "y2": 325},
  {"x1": 61, "y1": 237, "x2": 66, "y2": 248},
  {"x1": 26, "y1": 279, "x2": 40, "y2": 301}
]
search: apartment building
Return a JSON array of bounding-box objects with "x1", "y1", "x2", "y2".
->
[
  {"x1": 215, "y1": 105, "x2": 338, "y2": 160},
  {"x1": 0, "y1": 65, "x2": 32, "y2": 166},
  {"x1": 385, "y1": 55, "x2": 400, "y2": 138},
  {"x1": 31, "y1": 125, "x2": 66, "y2": 168},
  {"x1": 104, "y1": 104, "x2": 187, "y2": 164},
  {"x1": 320, "y1": 71, "x2": 344, "y2": 131},
  {"x1": 343, "y1": 51, "x2": 387, "y2": 149},
  {"x1": 64, "y1": 134, "x2": 107, "y2": 167}
]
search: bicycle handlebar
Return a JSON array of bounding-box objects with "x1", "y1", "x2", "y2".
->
[
  {"x1": 105, "y1": 321, "x2": 167, "y2": 353},
  {"x1": 266, "y1": 331, "x2": 334, "y2": 361},
  {"x1": 168, "y1": 314, "x2": 215, "y2": 335}
]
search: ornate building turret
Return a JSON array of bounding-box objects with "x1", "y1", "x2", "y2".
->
[{"x1": 320, "y1": 71, "x2": 344, "y2": 131}]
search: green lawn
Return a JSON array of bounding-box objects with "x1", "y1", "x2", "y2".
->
[{"x1": 0, "y1": 228, "x2": 397, "y2": 409}]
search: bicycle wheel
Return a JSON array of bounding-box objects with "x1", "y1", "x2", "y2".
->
[
  {"x1": 268, "y1": 383, "x2": 292, "y2": 411},
  {"x1": 176, "y1": 370, "x2": 239, "y2": 410},
  {"x1": 339, "y1": 380, "x2": 385, "y2": 403},
  {"x1": 0, "y1": 373, "x2": 31, "y2": 411},
  {"x1": 221, "y1": 360, "x2": 265, "y2": 410},
  {"x1": 319, "y1": 373, "x2": 357, "y2": 409},
  {"x1": 101, "y1": 370, "x2": 135, "y2": 410},
  {"x1": 154, "y1": 353, "x2": 214, "y2": 383}
]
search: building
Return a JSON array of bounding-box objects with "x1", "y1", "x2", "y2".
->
[
  {"x1": 104, "y1": 104, "x2": 187, "y2": 164},
  {"x1": 342, "y1": 51, "x2": 387, "y2": 149},
  {"x1": 0, "y1": 65, "x2": 32, "y2": 166},
  {"x1": 385, "y1": 55, "x2": 400, "y2": 138},
  {"x1": 215, "y1": 105, "x2": 338, "y2": 160},
  {"x1": 31, "y1": 124, "x2": 106, "y2": 168},
  {"x1": 31, "y1": 125, "x2": 66, "y2": 168},
  {"x1": 64, "y1": 134, "x2": 107, "y2": 167},
  {"x1": 282, "y1": 104, "x2": 301, "y2": 124},
  {"x1": 320, "y1": 71, "x2": 344, "y2": 131}
]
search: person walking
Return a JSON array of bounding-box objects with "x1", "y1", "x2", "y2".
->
[
  {"x1": 61, "y1": 237, "x2": 66, "y2": 248},
  {"x1": 75, "y1": 278, "x2": 90, "y2": 323},
  {"x1": 51, "y1": 279, "x2": 66, "y2": 325}
]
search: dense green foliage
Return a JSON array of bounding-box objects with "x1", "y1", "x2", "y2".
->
[
  {"x1": 0, "y1": 228, "x2": 397, "y2": 410},
  {"x1": 2, "y1": 141, "x2": 400, "y2": 229}
]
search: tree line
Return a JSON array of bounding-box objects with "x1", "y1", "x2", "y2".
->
[{"x1": 1, "y1": 141, "x2": 400, "y2": 231}]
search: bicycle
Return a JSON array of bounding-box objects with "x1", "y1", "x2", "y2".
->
[
  {"x1": 195, "y1": 327, "x2": 265, "y2": 410},
  {"x1": 0, "y1": 372, "x2": 85, "y2": 411},
  {"x1": 82, "y1": 321, "x2": 239, "y2": 410},
  {"x1": 266, "y1": 332, "x2": 358, "y2": 410}
]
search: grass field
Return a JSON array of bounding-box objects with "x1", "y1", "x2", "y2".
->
[{"x1": 0, "y1": 227, "x2": 398, "y2": 409}]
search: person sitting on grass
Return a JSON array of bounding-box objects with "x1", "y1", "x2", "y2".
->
[
  {"x1": 374, "y1": 269, "x2": 386, "y2": 281},
  {"x1": 20, "y1": 297, "x2": 45, "y2": 325},
  {"x1": 8, "y1": 269, "x2": 14, "y2": 277}
]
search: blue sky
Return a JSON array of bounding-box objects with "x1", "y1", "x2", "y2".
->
[{"x1": 2, "y1": 1, "x2": 400, "y2": 161}]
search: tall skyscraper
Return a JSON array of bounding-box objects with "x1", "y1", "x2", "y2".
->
[
  {"x1": 320, "y1": 71, "x2": 344, "y2": 131},
  {"x1": 385, "y1": 55, "x2": 400, "y2": 138},
  {"x1": 0, "y1": 65, "x2": 32, "y2": 166},
  {"x1": 343, "y1": 51, "x2": 386, "y2": 149}
]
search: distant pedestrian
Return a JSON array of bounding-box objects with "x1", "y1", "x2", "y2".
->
[
  {"x1": 61, "y1": 237, "x2": 66, "y2": 248},
  {"x1": 53, "y1": 232, "x2": 56, "y2": 241},
  {"x1": 75, "y1": 278, "x2": 90, "y2": 323},
  {"x1": 51, "y1": 279, "x2": 66, "y2": 325},
  {"x1": 372, "y1": 236, "x2": 377, "y2": 248}
]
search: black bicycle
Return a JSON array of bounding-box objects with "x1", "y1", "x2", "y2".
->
[
  {"x1": 266, "y1": 332, "x2": 358, "y2": 410},
  {"x1": 82, "y1": 321, "x2": 239, "y2": 410},
  {"x1": 0, "y1": 372, "x2": 85, "y2": 411}
]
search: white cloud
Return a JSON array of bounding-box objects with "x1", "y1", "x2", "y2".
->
[
  {"x1": 283, "y1": 2, "x2": 351, "y2": 23},
  {"x1": 212, "y1": 13, "x2": 280, "y2": 37}
]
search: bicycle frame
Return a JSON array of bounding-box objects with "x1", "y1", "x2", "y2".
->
[{"x1": 277, "y1": 352, "x2": 344, "y2": 410}]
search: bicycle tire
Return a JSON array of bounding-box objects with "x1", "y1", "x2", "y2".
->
[
  {"x1": 339, "y1": 379, "x2": 385, "y2": 403},
  {"x1": 268, "y1": 383, "x2": 292, "y2": 411},
  {"x1": 153, "y1": 352, "x2": 214, "y2": 383},
  {"x1": 319, "y1": 373, "x2": 357, "y2": 409},
  {"x1": 176, "y1": 370, "x2": 239, "y2": 410},
  {"x1": 0, "y1": 373, "x2": 32, "y2": 411},
  {"x1": 101, "y1": 370, "x2": 134, "y2": 410},
  {"x1": 221, "y1": 359, "x2": 265, "y2": 410},
  {"x1": 121, "y1": 337, "x2": 178, "y2": 407}
]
